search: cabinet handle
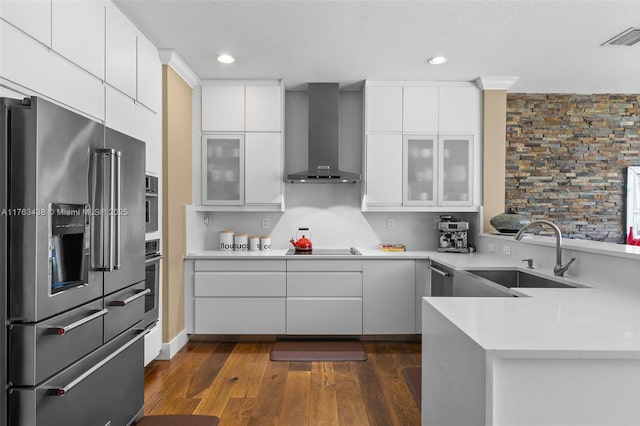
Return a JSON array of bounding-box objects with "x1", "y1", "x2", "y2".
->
[
  {"x1": 48, "y1": 309, "x2": 109, "y2": 336},
  {"x1": 109, "y1": 288, "x2": 151, "y2": 306},
  {"x1": 427, "y1": 264, "x2": 451, "y2": 277},
  {"x1": 47, "y1": 329, "x2": 149, "y2": 396}
]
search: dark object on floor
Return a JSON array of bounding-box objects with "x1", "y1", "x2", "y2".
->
[
  {"x1": 402, "y1": 366, "x2": 421, "y2": 409},
  {"x1": 270, "y1": 340, "x2": 367, "y2": 361},
  {"x1": 135, "y1": 414, "x2": 220, "y2": 426}
]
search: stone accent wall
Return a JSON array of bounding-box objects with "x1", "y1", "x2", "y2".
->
[{"x1": 505, "y1": 94, "x2": 640, "y2": 242}]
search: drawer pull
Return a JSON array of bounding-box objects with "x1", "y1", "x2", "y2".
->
[
  {"x1": 427, "y1": 265, "x2": 451, "y2": 277},
  {"x1": 48, "y1": 309, "x2": 109, "y2": 336},
  {"x1": 110, "y1": 288, "x2": 151, "y2": 306},
  {"x1": 47, "y1": 329, "x2": 149, "y2": 396}
]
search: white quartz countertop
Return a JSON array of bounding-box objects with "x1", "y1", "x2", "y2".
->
[
  {"x1": 423, "y1": 250, "x2": 640, "y2": 358},
  {"x1": 424, "y1": 286, "x2": 640, "y2": 358},
  {"x1": 185, "y1": 248, "x2": 439, "y2": 259},
  {"x1": 185, "y1": 249, "x2": 519, "y2": 264}
]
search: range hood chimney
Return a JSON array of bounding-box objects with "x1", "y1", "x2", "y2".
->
[{"x1": 287, "y1": 83, "x2": 360, "y2": 183}]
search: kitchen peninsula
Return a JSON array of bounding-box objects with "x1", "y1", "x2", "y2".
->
[{"x1": 421, "y1": 234, "x2": 640, "y2": 426}]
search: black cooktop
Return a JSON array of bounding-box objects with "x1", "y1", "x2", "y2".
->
[{"x1": 285, "y1": 248, "x2": 362, "y2": 256}]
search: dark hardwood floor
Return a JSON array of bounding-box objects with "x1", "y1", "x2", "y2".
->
[{"x1": 143, "y1": 341, "x2": 421, "y2": 425}]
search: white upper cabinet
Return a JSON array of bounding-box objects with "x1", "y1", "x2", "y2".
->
[
  {"x1": 0, "y1": 20, "x2": 104, "y2": 120},
  {"x1": 202, "y1": 83, "x2": 282, "y2": 132},
  {"x1": 199, "y1": 81, "x2": 284, "y2": 210},
  {"x1": 403, "y1": 134, "x2": 438, "y2": 206},
  {"x1": 363, "y1": 81, "x2": 480, "y2": 211},
  {"x1": 105, "y1": 84, "x2": 139, "y2": 140},
  {"x1": 365, "y1": 86, "x2": 402, "y2": 132},
  {"x1": 365, "y1": 134, "x2": 403, "y2": 205},
  {"x1": 105, "y1": 3, "x2": 137, "y2": 98},
  {"x1": 137, "y1": 33, "x2": 162, "y2": 112},
  {"x1": 439, "y1": 86, "x2": 480, "y2": 133},
  {"x1": 245, "y1": 132, "x2": 283, "y2": 204},
  {"x1": 403, "y1": 86, "x2": 439, "y2": 133},
  {"x1": 245, "y1": 85, "x2": 282, "y2": 132},
  {"x1": 201, "y1": 134, "x2": 245, "y2": 205},
  {"x1": 0, "y1": 0, "x2": 51, "y2": 46},
  {"x1": 202, "y1": 85, "x2": 245, "y2": 132},
  {"x1": 439, "y1": 135, "x2": 473, "y2": 206},
  {"x1": 51, "y1": 0, "x2": 105, "y2": 79}
]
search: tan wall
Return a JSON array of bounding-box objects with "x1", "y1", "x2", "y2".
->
[
  {"x1": 482, "y1": 90, "x2": 507, "y2": 233},
  {"x1": 162, "y1": 66, "x2": 192, "y2": 342}
]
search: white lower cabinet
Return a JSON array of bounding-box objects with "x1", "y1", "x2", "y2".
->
[
  {"x1": 363, "y1": 260, "x2": 416, "y2": 334},
  {"x1": 192, "y1": 260, "x2": 286, "y2": 334},
  {"x1": 189, "y1": 258, "x2": 423, "y2": 336},
  {"x1": 286, "y1": 298, "x2": 363, "y2": 335},
  {"x1": 286, "y1": 260, "x2": 363, "y2": 335},
  {"x1": 195, "y1": 298, "x2": 285, "y2": 334}
]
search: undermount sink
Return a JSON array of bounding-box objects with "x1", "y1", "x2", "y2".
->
[{"x1": 468, "y1": 269, "x2": 579, "y2": 289}]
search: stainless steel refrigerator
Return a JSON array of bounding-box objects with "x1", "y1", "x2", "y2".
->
[{"x1": 1, "y1": 96, "x2": 146, "y2": 425}]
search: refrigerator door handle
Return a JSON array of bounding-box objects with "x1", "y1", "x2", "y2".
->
[
  {"x1": 109, "y1": 288, "x2": 151, "y2": 306},
  {"x1": 114, "y1": 150, "x2": 122, "y2": 270},
  {"x1": 93, "y1": 149, "x2": 118, "y2": 271},
  {"x1": 47, "y1": 309, "x2": 109, "y2": 335},
  {"x1": 46, "y1": 329, "x2": 149, "y2": 396},
  {"x1": 107, "y1": 149, "x2": 116, "y2": 271},
  {"x1": 91, "y1": 150, "x2": 106, "y2": 271}
]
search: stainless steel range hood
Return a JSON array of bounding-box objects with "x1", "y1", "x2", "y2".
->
[{"x1": 287, "y1": 83, "x2": 360, "y2": 183}]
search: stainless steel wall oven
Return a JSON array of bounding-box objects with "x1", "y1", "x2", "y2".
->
[
  {"x1": 145, "y1": 174, "x2": 158, "y2": 233},
  {"x1": 144, "y1": 239, "x2": 162, "y2": 329}
]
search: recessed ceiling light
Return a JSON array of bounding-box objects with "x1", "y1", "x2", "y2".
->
[
  {"x1": 217, "y1": 54, "x2": 235, "y2": 64},
  {"x1": 428, "y1": 56, "x2": 447, "y2": 65}
]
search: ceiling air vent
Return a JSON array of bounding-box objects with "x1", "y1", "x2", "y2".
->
[{"x1": 601, "y1": 27, "x2": 640, "y2": 46}]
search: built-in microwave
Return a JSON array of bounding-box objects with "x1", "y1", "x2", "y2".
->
[{"x1": 145, "y1": 175, "x2": 158, "y2": 233}]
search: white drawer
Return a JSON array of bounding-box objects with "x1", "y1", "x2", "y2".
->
[
  {"x1": 194, "y1": 272, "x2": 286, "y2": 297},
  {"x1": 286, "y1": 298, "x2": 362, "y2": 335},
  {"x1": 287, "y1": 259, "x2": 362, "y2": 272},
  {"x1": 287, "y1": 272, "x2": 362, "y2": 297},
  {"x1": 195, "y1": 298, "x2": 285, "y2": 334},
  {"x1": 195, "y1": 259, "x2": 286, "y2": 272}
]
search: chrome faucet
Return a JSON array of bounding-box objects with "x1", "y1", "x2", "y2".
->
[{"x1": 514, "y1": 220, "x2": 576, "y2": 277}]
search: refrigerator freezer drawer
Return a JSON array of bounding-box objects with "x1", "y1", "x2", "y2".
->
[
  {"x1": 9, "y1": 299, "x2": 105, "y2": 387},
  {"x1": 8, "y1": 327, "x2": 146, "y2": 426},
  {"x1": 104, "y1": 281, "x2": 146, "y2": 342}
]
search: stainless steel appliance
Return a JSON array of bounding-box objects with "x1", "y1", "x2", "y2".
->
[
  {"x1": 1, "y1": 97, "x2": 146, "y2": 425},
  {"x1": 144, "y1": 239, "x2": 162, "y2": 329},
  {"x1": 145, "y1": 174, "x2": 159, "y2": 233},
  {"x1": 437, "y1": 216, "x2": 470, "y2": 253},
  {"x1": 287, "y1": 83, "x2": 360, "y2": 183}
]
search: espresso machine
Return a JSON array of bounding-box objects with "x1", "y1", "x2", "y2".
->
[{"x1": 437, "y1": 215, "x2": 470, "y2": 253}]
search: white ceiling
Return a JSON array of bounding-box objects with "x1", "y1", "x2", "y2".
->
[{"x1": 114, "y1": 0, "x2": 640, "y2": 93}]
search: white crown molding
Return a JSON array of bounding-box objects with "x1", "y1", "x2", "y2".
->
[
  {"x1": 158, "y1": 49, "x2": 200, "y2": 89},
  {"x1": 475, "y1": 76, "x2": 520, "y2": 91}
]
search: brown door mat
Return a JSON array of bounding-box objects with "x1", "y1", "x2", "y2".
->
[
  {"x1": 135, "y1": 415, "x2": 219, "y2": 426},
  {"x1": 402, "y1": 366, "x2": 421, "y2": 409},
  {"x1": 270, "y1": 340, "x2": 368, "y2": 361}
]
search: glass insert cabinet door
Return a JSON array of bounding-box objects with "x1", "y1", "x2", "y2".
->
[
  {"x1": 438, "y1": 135, "x2": 473, "y2": 206},
  {"x1": 201, "y1": 135, "x2": 245, "y2": 205},
  {"x1": 403, "y1": 135, "x2": 437, "y2": 205}
]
